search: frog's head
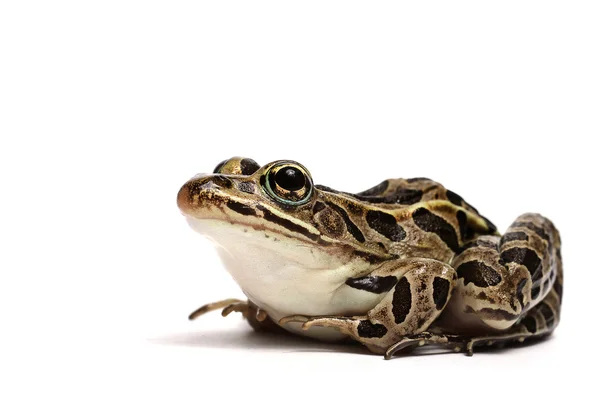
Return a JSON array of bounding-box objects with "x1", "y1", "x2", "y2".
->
[{"x1": 177, "y1": 157, "x2": 389, "y2": 274}]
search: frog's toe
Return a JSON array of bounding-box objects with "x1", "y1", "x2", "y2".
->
[
  {"x1": 384, "y1": 337, "x2": 422, "y2": 359},
  {"x1": 221, "y1": 302, "x2": 249, "y2": 318},
  {"x1": 188, "y1": 298, "x2": 246, "y2": 320}
]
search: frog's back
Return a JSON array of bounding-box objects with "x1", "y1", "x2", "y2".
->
[
  {"x1": 316, "y1": 177, "x2": 498, "y2": 262},
  {"x1": 352, "y1": 177, "x2": 482, "y2": 215}
]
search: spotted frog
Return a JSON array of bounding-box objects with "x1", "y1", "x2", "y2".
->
[{"x1": 177, "y1": 157, "x2": 562, "y2": 358}]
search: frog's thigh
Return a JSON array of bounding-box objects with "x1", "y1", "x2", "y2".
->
[
  {"x1": 281, "y1": 258, "x2": 456, "y2": 354},
  {"x1": 447, "y1": 213, "x2": 562, "y2": 332}
]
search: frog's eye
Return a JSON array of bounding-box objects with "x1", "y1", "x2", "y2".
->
[
  {"x1": 263, "y1": 162, "x2": 313, "y2": 205},
  {"x1": 213, "y1": 157, "x2": 260, "y2": 175}
]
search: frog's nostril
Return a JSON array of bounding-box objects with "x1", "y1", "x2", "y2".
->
[{"x1": 177, "y1": 174, "x2": 234, "y2": 213}]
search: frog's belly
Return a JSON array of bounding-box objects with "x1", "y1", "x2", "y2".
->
[
  {"x1": 214, "y1": 244, "x2": 382, "y2": 341},
  {"x1": 188, "y1": 217, "x2": 384, "y2": 341}
]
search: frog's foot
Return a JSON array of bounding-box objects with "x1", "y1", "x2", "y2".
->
[
  {"x1": 384, "y1": 331, "x2": 542, "y2": 359},
  {"x1": 384, "y1": 332, "x2": 470, "y2": 359}
]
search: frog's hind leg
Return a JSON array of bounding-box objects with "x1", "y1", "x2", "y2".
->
[
  {"x1": 435, "y1": 213, "x2": 563, "y2": 355},
  {"x1": 384, "y1": 286, "x2": 561, "y2": 358},
  {"x1": 461, "y1": 283, "x2": 562, "y2": 355}
]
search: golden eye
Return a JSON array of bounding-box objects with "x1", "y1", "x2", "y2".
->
[{"x1": 263, "y1": 162, "x2": 313, "y2": 205}]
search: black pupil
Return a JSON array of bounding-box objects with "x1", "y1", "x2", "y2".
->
[{"x1": 274, "y1": 167, "x2": 306, "y2": 191}]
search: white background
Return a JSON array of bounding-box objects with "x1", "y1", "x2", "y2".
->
[{"x1": 1, "y1": 1, "x2": 599, "y2": 399}]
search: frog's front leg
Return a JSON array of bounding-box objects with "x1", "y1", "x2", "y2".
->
[
  {"x1": 189, "y1": 298, "x2": 252, "y2": 319},
  {"x1": 280, "y1": 258, "x2": 456, "y2": 355},
  {"x1": 189, "y1": 298, "x2": 286, "y2": 332}
]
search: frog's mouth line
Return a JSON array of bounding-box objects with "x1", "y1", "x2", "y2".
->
[
  {"x1": 181, "y1": 195, "x2": 325, "y2": 245},
  {"x1": 185, "y1": 213, "x2": 393, "y2": 268}
]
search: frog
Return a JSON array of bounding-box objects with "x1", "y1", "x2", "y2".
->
[{"x1": 177, "y1": 157, "x2": 563, "y2": 358}]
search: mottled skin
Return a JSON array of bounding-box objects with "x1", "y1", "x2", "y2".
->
[{"x1": 177, "y1": 157, "x2": 562, "y2": 358}]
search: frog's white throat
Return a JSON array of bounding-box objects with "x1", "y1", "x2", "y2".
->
[{"x1": 185, "y1": 217, "x2": 373, "y2": 318}]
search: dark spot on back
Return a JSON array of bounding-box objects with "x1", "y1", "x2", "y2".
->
[
  {"x1": 432, "y1": 277, "x2": 451, "y2": 310},
  {"x1": 356, "y1": 180, "x2": 389, "y2": 196},
  {"x1": 346, "y1": 275, "x2": 398, "y2": 294},
  {"x1": 456, "y1": 210, "x2": 473, "y2": 240},
  {"x1": 406, "y1": 177, "x2": 431, "y2": 183},
  {"x1": 357, "y1": 320, "x2": 388, "y2": 338},
  {"x1": 238, "y1": 181, "x2": 256, "y2": 194},
  {"x1": 500, "y1": 247, "x2": 542, "y2": 281},
  {"x1": 412, "y1": 207, "x2": 459, "y2": 251},
  {"x1": 226, "y1": 200, "x2": 256, "y2": 216},
  {"x1": 327, "y1": 202, "x2": 365, "y2": 243},
  {"x1": 392, "y1": 277, "x2": 412, "y2": 324},
  {"x1": 240, "y1": 158, "x2": 260, "y2": 175},
  {"x1": 446, "y1": 190, "x2": 464, "y2": 206},
  {"x1": 500, "y1": 231, "x2": 529, "y2": 247},
  {"x1": 365, "y1": 210, "x2": 406, "y2": 242},
  {"x1": 355, "y1": 188, "x2": 423, "y2": 205},
  {"x1": 318, "y1": 182, "x2": 422, "y2": 205},
  {"x1": 457, "y1": 260, "x2": 502, "y2": 287}
]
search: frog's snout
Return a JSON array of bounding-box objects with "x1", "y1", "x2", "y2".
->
[
  {"x1": 177, "y1": 182, "x2": 192, "y2": 214},
  {"x1": 177, "y1": 174, "x2": 234, "y2": 216}
]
